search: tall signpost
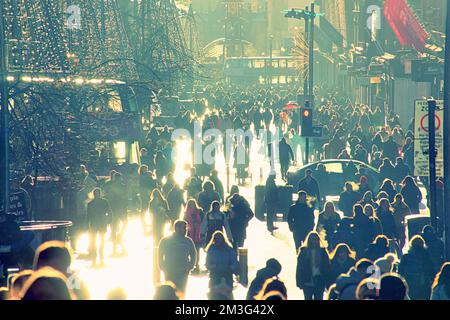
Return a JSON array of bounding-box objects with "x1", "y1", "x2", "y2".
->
[
  {"x1": 0, "y1": 0, "x2": 9, "y2": 216},
  {"x1": 414, "y1": 100, "x2": 444, "y2": 235},
  {"x1": 284, "y1": 5, "x2": 322, "y2": 164},
  {"x1": 428, "y1": 99, "x2": 437, "y2": 231},
  {"x1": 304, "y1": 6, "x2": 309, "y2": 106},
  {"x1": 443, "y1": 3, "x2": 450, "y2": 260},
  {"x1": 309, "y1": 3, "x2": 315, "y2": 108}
]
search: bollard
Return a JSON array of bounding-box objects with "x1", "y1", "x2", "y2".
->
[
  {"x1": 255, "y1": 185, "x2": 266, "y2": 220},
  {"x1": 153, "y1": 246, "x2": 161, "y2": 285},
  {"x1": 238, "y1": 248, "x2": 248, "y2": 286}
]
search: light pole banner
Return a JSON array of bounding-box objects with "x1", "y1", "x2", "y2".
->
[{"x1": 414, "y1": 100, "x2": 444, "y2": 177}]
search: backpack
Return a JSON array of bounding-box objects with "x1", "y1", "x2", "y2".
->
[{"x1": 207, "y1": 212, "x2": 225, "y2": 236}]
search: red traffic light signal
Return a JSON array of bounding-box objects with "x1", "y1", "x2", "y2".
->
[{"x1": 301, "y1": 107, "x2": 313, "y2": 136}]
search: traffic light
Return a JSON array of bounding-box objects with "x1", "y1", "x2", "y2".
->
[{"x1": 300, "y1": 107, "x2": 313, "y2": 137}]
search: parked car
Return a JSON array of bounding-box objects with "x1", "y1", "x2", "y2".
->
[{"x1": 287, "y1": 159, "x2": 380, "y2": 197}]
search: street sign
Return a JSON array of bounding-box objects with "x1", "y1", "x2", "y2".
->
[
  {"x1": 414, "y1": 100, "x2": 444, "y2": 177},
  {"x1": 301, "y1": 125, "x2": 323, "y2": 138}
]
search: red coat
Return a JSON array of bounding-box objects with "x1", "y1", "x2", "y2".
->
[{"x1": 185, "y1": 207, "x2": 203, "y2": 245}]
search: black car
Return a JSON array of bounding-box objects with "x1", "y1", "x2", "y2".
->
[{"x1": 287, "y1": 159, "x2": 380, "y2": 196}]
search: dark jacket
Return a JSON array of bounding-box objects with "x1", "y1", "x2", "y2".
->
[
  {"x1": 399, "y1": 249, "x2": 435, "y2": 300},
  {"x1": 206, "y1": 245, "x2": 239, "y2": 286},
  {"x1": 167, "y1": 186, "x2": 185, "y2": 221},
  {"x1": 287, "y1": 202, "x2": 315, "y2": 239},
  {"x1": 383, "y1": 139, "x2": 398, "y2": 162},
  {"x1": 376, "y1": 208, "x2": 396, "y2": 239},
  {"x1": 86, "y1": 198, "x2": 112, "y2": 231},
  {"x1": 209, "y1": 176, "x2": 225, "y2": 203},
  {"x1": 317, "y1": 212, "x2": 341, "y2": 240},
  {"x1": 328, "y1": 257, "x2": 356, "y2": 287},
  {"x1": 351, "y1": 214, "x2": 375, "y2": 256},
  {"x1": 339, "y1": 190, "x2": 361, "y2": 217},
  {"x1": 363, "y1": 243, "x2": 389, "y2": 262},
  {"x1": 296, "y1": 247, "x2": 330, "y2": 289},
  {"x1": 197, "y1": 190, "x2": 221, "y2": 214},
  {"x1": 298, "y1": 177, "x2": 320, "y2": 200},
  {"x1": 401, "y1": 184, "x2": 422, "y2": 213},
  {"x1": 228, "y1": 197, "x2": 254, "y2": 242},
  {"x1": 264, "y1": 178, "x2": 279, "y2": 209},
  {"x1": 246, "y1": 267, "x2": 276, "y2": 300},
  {"x1": 394, "y1": 163, "x2": 410, "y2": 184},
  {"x1": 158, "y1": 233, "x2": 197, "y2": 274},
  {"x1": 279, "y1": 139, "x2": 294, "y2": 164},
  {"x1": 103, "y1": 180, "x2": 128, "y2": 214}
]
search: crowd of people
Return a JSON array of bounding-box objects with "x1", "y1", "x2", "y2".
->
[{"x1": 1, "y1": 82, "x2": 449, "y2": 301}]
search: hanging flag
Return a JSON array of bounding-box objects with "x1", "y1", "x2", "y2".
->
[{"x1": 384, "y1": 0, "x2": 429, "y2": 51}]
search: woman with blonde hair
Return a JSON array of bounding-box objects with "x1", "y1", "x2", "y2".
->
[
  {"x1": 296, "y1": 231, "x2": 330, "y2": 300},
  {"x1": 317, "y1": 201, "x2": 341, "y2": 242},
  {"x1": 205, "y1": 231, "x2": 239, "y2": 295},
  {"x1": 328, "y1": 243, "x2": 356, "y2": 287},
  {"x1": 148, "y1": 188, "x2": 170, "y2": 243},
  {"x1": 184, "y1": 199, "x2": 204, "y2": 271}
]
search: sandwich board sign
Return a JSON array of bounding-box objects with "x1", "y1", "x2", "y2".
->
[{"x1": 413, "y1": 100, "x2": 444, "y2": 177}]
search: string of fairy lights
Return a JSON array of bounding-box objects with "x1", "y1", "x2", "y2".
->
[
  {"x1": 3, "y1": 0, "x2": 137, "y2": 80},
  {"x1": 136, "y1": 0, "x2": 194, "y2": 85},
  {"x1": 1, "y1": 0, "x2": 139, "y2": 180}
]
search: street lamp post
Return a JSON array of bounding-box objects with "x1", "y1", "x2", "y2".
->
[
  {"x1": 443, "y1": 2, "x2": 450, "y2": 260},
  {"x1": 428, "y1": 99, "x2": 438, "y2": 231},
  {"x1": 0, "y1": 0, "x2": 9, "y2": 215},
  {"x1": 309, "y1": 3, "x2": 315, "y2": 108},
  {"x1": 268, "y1": 34, "x2": 274, "y2": 87},
  {"x1": 304, "y1": 6, "x2": 309, "y2": 105},
  {"x1": 284, "y1": 4, "x2": 321, "y2": 164}
]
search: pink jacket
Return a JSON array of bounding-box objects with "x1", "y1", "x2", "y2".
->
[{"x1": 185, "y1": 208, "x2": 203, "y2": 244}]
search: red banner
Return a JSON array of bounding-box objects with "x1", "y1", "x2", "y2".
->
[{"x1": 384, "y1": 0, "x2": 429, "y2": 51}]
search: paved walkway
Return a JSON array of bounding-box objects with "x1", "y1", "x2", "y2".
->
[{"x1": 71, "y1": 123, "x2": 428, "y2": 299}]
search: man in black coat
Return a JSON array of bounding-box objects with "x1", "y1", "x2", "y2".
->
[
  {"x1": 297, "y1": 169, "x2": 321, "y2": 209},
  {"x1": 87, "y1": 188, "x2": 112, "y2": 266},
  {"x1": 382, "y1": 135, "x2": 398, "y2": 163},
  {"x1": 264, "y1": 173, "x2": 279, "y2": 233},
  {"x1": 287, "y1": 191, "x2": 315, "y2": 250},
  {"x1": 394, "y1": 157, "x2": 410, "y2": 184},
  {"x1": 338, "y1": 182, "x2": 361, "y2": 217},
  {"x1": 278, "y1": 138, "x2": 295, "y2": 181}
]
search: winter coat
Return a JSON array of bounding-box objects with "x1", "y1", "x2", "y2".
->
[
  {"x1": 376, "y1": 208, "x2": 396, "y2": 239},
  {"x1": 328, "y1": 257, "x2": 356, "y2": 287},
  {"x1": 287, "y1": 202, "x2": 315, "y2": 240},
  {"x1": 399, "y1": 250, "x2": 435, "y2": 300},
  {"x1": 339, "y1": 191, "x2": 361, "y2": 217},
  {"x1": 335, "y1": 269, "x2": 364, "y2": 300},
  {"x1": 401, "y1": 184, "x2": 422, "y2": 214},
  {"x1": 87, "y1": 198, "x2": 112, "y2": 231},
  {"x1": 317, "y1": 211, "x2": 341, "y2": 240},
  {"x1": 296, "y1": 247, "x2": 330, "y2": 289},
  {"x1": 298, "y1": 177, "x2": 320, "y2": 200}
]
